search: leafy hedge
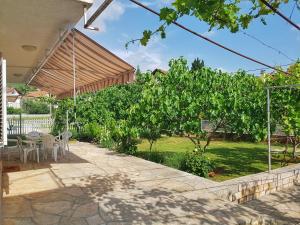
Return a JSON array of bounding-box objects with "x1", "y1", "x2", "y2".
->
[
  {"x1": 53, "y1": 58, "x2": 300, "y2": 176},
  {"x1": 7, "y1": 106, "x2": 22, "y2": 115},
  {"x1": 22, "y1": 99, "x2": 50, "y2": 114}
]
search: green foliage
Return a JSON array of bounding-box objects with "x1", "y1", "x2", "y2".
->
[
  {"x1": 191, "y1": 58, "x2": 205, "y2": 71},
  {"x1": 180, "y1": 152, "x2": 214, "y2": 177},
  {"x1": 95, "y1": 125, "x2": 115, "y2": 148},
  {"x1": 81, "y1": 122, "x2": 102, "y2": 141},
  {"x1": 141, "y1": 58, "x2": 266, "y2": 152},
  {"x1": 138, "y1": 137, "x2": 300, "y2": 181},
  {"x1": 132, "y1": 0, "x2": 294, "y2": 46},
  {"x1": 132, "y1": 71, "x2": 163, "y2": 151},
  {"x1": 7, "y1": 107, "x2": 22, "y2": 114},
  {"x1": 54, "y1": 83, "x2": 142, "y2": 154},
  {"x1": 52, "y1": 98, "x2": 74, "y2": 134},
  {"x1": 135, "y1": 149, "x2": 185, "y2": 170},
  {"x1": 141, "y1": 151, "x2": 166, "y2": 164},
  {"x1": 52, "y1": 57, "x2": 299, "y2": 175},
  {"x1": 226, "y1": 70, "x2": 266, "y2": 141},
  {"x1": 8, "y1": 83, "x2": 36, "y2": 96},
  {"x1": 263, "y1": 61, "x2": 300, "y2": 157},
  {"x1": 22, "y1": 99, "x2": 50, "y2": 114},
  {"x1": 111, "y1": 120, "x2": 139, "y2": 155}
]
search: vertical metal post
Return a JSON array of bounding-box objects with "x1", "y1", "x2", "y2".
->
[
  {"x1": 72, "y1": 29, "x2": 76, "y2": 119},
  {"x1": 267, "y1": 88, "x2": 271, "y2": 172},
  {"x1": 83, "y1": 6, "x2": 88, "y2": 25},
  {"x1": 1, "y1": 57, "x2": 7, "y2": 145},
  {"x1": 49, "y1": 93, "x2": 52, "y2": 117},
  {"x1": 66, "y1": 110, "x2": 69, "y2": 132},
  {"x1": 19, "y1": 112, "x2": 22, "y2": 135}
]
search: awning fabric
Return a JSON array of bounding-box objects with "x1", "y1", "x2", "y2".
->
[{"x1": 30, "y1": 29, "x2": 135, "y2": 98}]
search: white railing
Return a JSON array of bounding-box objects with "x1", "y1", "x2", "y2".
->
[
  {"x1": 1, "y1": 57, "x2": 7, "y2": 146},
  {"x1": 7, "y1": 114, "x2": 53, "y2": 135}
]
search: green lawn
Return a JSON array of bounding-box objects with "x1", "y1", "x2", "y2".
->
[{"x1": 137, "y1": 136, "x2": 299, "y2": 181}]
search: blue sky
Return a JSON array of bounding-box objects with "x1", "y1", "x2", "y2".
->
[{"x1": 77, "y1": 0, "x2": 300, "y2": 74}]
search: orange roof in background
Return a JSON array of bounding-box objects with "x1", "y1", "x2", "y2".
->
[
  {"x1": 152, "y1": 68, "x2": 168, "y2": 75},
  {"x1": 6, "y1": 87, "x2": 20, "y2": 95}
]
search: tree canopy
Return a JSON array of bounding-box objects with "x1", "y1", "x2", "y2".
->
[
  {"x1": 53, "y1": 58, "x2": 300, "y2": 178},
  {"x1": 263, "y1": 62, "x2": 300, "y2": 157},
  {"x1": 129, "y1": 0, "x2": 299, "y2": 46}
]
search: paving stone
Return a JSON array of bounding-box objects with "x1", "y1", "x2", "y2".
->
[
  {"x1": 3, "y1": 197, "x2": 33, "y2": 217},
  {"x1": 25, "y1": 191, "x2": 75, "y2": 203},
  {"x1": 3, "y1": 218, "x2": 36, "y2": 225},
  {"x1": 59, "y1": 217, "x2": 89, "y2": 225},
  {"x1": 62, "y1": 187, "x2": 85, "y2": 197},
  {"x1": 32, "y1": 200, "x2": 72, "y2": 214},
  {"x1": 86, "y1": 214, "x2": 106, "y2": 225},
  {"x1": 3, "y1": 142, "x2": 300, "y2": 225},
  {"x1": 72, "y1": 202, "x2": 99, "y2": 217},
  {"x1": 32, "y1": 211, "x2": 61, "y2": 225}
]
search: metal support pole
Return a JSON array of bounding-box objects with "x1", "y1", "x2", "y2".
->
[
  {"x1": 84, "y1": 0, "x2": 113, "y2": 29},
  {"x1": 267, "y1": 88, "x2": 271, "y2": 172},
  {"x1": 27, "y1": 29, "x2": 71, "y2": 85},
  {"x1": 49, "y1": 93, "x2": 52, "y2": 117},
  {"x1": 66, "y1": 110, "x2": 69, "y2": 132},
  {"x1": 72, "y1": 30, "x2": 76, "y2": 120},
  {"x1": 19, "y1": 112, "x2": 22, "y2": 135}
]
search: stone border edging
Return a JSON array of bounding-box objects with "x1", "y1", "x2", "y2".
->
[{"x1": 209, "y1": 163, "x2": 300, "y2": 203}]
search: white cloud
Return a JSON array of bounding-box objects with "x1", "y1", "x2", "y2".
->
[
  {"x1": 112, "y1": 38, "x2": 169, "y2": 71},
  {"x1": 77, "y1": 0, "x2": 125, "y2": 33},
  {"x1": 78, "y1": 0, "x2": 173, "y2": 33},
  {"x1": 202, "y1": 30, "x2": 216, "y2": 37},
  {"x1": 217, "y1": 67, "x2": 229, "y2": 73},
  {"x1": 89, "y1": 0, "x2": 125, "y2": 32},
  {"x1": 76, "y1": 0, "x2": 171, "y2": 71}
]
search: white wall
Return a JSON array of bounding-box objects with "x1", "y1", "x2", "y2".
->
[{"x1": 7, "y1": 97, "x2": 21, "y2": 108}]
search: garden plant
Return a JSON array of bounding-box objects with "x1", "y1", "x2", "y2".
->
[{"x1": 53, "y1": 58, "x2": 300, "y2": 178}]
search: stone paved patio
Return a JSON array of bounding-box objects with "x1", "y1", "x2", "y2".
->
[{"x1": 2, "y1": 142, "x2": 300, "y2": 225}]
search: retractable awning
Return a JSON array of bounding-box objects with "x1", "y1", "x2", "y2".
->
[{"x1": 28, "y1": 29, "x2": 135, "y2": 98}]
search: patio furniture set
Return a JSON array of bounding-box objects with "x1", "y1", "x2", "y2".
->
[{"x1": 2, "y1": 131, "x2": 72, "y2": 163}]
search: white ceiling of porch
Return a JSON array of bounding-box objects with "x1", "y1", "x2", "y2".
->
[{"x1": 0, "y1": 0, "x2": 93, "y2": 83}]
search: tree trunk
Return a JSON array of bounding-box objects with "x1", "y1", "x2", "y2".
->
[
  {"x1": 293, "y1": 144, "x2": 296, "y2": 158},
  {"x1": 285, "y1": 136, "x2": 289, "y2": 153},
  {"x1": 289, "y1": 136, "x2": 299, "y2": 158},
  {"x1": 204, "y1": 135, "x2": 212, "y2": 151},
  {"x1": 187, "y1": 135, "x2": 203, "y2": 153},
  {"x1": 149, "y1": 140, "x2": 154, "y2": 152},
  {"x1": 292, "y1": 142, "x2": 299, "y2": 158}
]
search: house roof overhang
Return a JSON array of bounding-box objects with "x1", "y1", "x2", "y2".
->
[{"x1": 0, "y1": 0, "x2": 94, "y2": 83}]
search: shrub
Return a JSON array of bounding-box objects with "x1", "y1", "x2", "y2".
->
[
  {"x1": 164, "y1": 152, "x2": 185, "y2": 169},
  {"x1": 7, "y1": 107, "x2": 22, "y2": 114},
  {"x1": 95, "y1": 125, "x2": 115, "y2": 149},
  {"x1": 139, "y1": 151, "x2": 166, "y2": 164},
  {"x1": 70, "y1": 129, "x2": 79, "y2": 140},
  {"x1": 22, "y1": 99, "x2": 50, "y2": 114},
  {"x1": 112, "y1": 120, "x2": 139, "y2": 155},
  {"x1": 106, "y1": 119, "x2": 138, "y2": 155},
  {"x1": 180, "y1": 152, "x2": 214, "y2": 177}
]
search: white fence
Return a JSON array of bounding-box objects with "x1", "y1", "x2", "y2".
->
[{"x1": 7, "y1": 114, "x2": 53, "y2": 135}]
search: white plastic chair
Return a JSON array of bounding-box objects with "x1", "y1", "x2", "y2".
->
[
  {"x1": 17, "y1": 136, "x2": 39, "y2": 163},
  {"x1": 3, "y1": 139, "x2": 22, "y2": 161},
  {"x1": 26, "y1": 131, "x2": 42, "y2": 140},
  {"x1": 41, "y1": 135, "x2": 59, "y2": 162},
  {"x1": 57, "y1": 131, "x2": 72, "y2": 156}
]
